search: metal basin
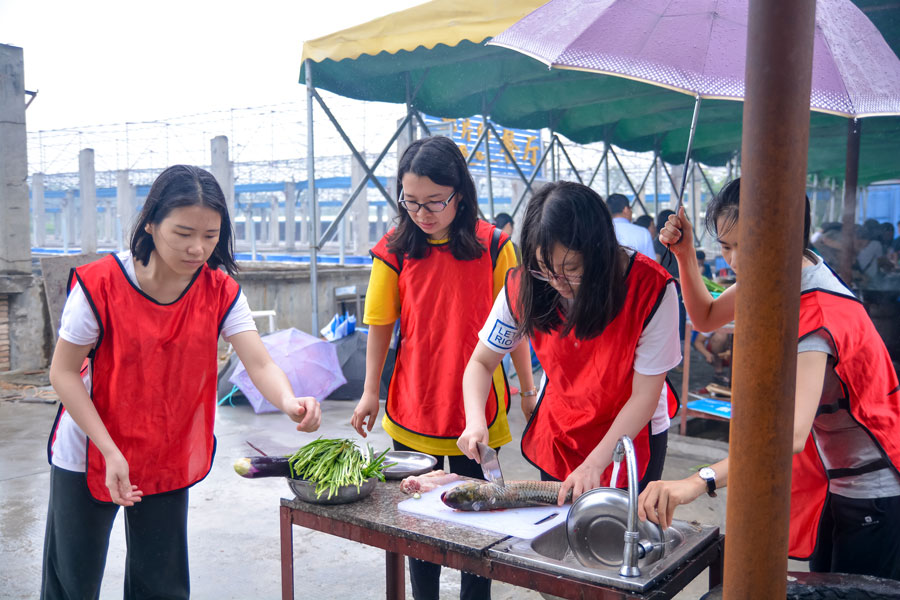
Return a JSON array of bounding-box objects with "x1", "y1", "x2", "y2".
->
[{"x1": 490, "y1": 517, "x2": 719, "y2": 593}]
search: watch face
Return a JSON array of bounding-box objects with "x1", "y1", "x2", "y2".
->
[{"x1": 699, "y1": 467, "x2": 715, "y2": 480}]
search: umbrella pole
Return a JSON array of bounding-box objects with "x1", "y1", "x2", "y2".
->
[
  {"x1": 839, "y1": 118, "x2": 861, "y2": 283},
  {"x1": 306, "y1": 59, "x2": 320, "y2": 334},
  {"x1": 676, "y1": 94, "x2": 702, "y2": 210}
]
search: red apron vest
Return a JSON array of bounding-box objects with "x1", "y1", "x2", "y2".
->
[
  {"x1": 51, "y1": 254, "x2": 240, "y2": 502},
  {"x1": 789, "y1": 289, "x2": 900, "y2": 558},
  {"x1": 509, "y1": 253, "x2": 675, "y2": 483},
  {"x1": 370, "y1": 220, "x2": 509, "y2": 439}
]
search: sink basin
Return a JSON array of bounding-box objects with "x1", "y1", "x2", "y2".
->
[{"x1": 489, "y1": 518, "x2": 720, "y2": 593}]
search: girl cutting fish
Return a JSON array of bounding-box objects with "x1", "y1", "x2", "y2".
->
[{"x1": 458, "y1": 181, "x2": 682, "y2": 505}]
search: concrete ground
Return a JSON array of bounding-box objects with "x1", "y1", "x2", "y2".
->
[{"x1": 0, "y1": 357, "x2": 800, "y2": 600}]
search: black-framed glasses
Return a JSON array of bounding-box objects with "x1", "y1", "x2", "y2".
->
[
  {"x1": 528, "y1": 269, "x2": 583, "y2": 285},
  {"x1": 398, "y1": 189, "x2": 456, "y2": 213}
]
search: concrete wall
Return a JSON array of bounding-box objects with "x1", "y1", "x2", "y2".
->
[
  {"x1": 4, "y1": 275, "x2": 53, "y2": 371},
  {"x1": 234, "y1": 263, "x2": 371, "y2": 335}
]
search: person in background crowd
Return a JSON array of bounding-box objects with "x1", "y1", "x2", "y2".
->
[
  {"x1": 635, "y1": 214, "x2": 657, "y2": 239},
  {"x1": 493, "y1": 212, "x2": 515, "y2": 238},
  {"x1": 606, "y1": 194, "x2": 656, "y2": 259}
]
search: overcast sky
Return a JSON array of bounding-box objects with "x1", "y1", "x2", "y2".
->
[{"x1": 1, "y1": 0, "x2": 425, "y2": 132}]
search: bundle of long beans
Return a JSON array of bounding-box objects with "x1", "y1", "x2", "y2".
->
[{"x1": 287, "y1": 438, "x2": 392, "y2": 499}]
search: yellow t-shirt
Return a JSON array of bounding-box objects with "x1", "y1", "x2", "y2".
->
[{"x1": 363, "y1": 236, "x2": 518, "y2": 455}]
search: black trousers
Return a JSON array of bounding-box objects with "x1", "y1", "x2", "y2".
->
[
  {"x1": 808, "y1": 492, "x2": 900, "y2": 581},
  {"x1": 41, "y1": 466, "x2": 190, "y2": 600},
  {"x1": 393, "y1": 441, "x2": 492, "y2": 600},
  {"x1": 538, "y1": 429, "x2": 668, "y2": 494}
]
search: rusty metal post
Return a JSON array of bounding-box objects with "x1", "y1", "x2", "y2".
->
[
  {"x1": 839, "y1": 119, "x2": 861, "y2": 283},
  {"x1": 724, "y1": 1, "x2": 816, "y2": 599}
]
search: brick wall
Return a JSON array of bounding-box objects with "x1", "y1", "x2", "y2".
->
[{"x1": 0, "y1": 296, "x2": 9, "y2": 371}]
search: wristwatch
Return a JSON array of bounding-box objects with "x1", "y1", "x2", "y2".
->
[{"x1": 698, "y1": 467, "x2": 717, "y2": 497}]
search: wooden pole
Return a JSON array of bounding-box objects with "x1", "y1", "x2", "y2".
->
[{"x1": 724, "y1": 1, "x2": 816, "y2": 598}]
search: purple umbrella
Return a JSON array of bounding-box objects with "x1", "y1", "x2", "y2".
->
[
  {"x1": 490, "y1": 0, "x2": 900, "y2": 200},
  {"x1": 229, "y1": 328, "x2": 347, "y2": 414}
]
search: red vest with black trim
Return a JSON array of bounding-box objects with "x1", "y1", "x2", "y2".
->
[
  {"x1": 50, "y1": 254, "x2": 240, "y2": 502},
  {"x1": 509, "y1": 253, "x2": 677, "y2": 483},
  {"x1": 370, "y1": 220, "x2": 509, "y2": 439},
  {"x1": 789, "y1": 288, "x2": 900, "y2": 558}
]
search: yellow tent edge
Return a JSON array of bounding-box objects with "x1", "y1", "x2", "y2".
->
[{"x1": 300, "y1": 0, "x2": 549, "y2": 64}]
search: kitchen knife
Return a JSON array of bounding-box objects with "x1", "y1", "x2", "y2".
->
[{"x1": 476, "y1": 441, "x2": 505, "y2": 487}]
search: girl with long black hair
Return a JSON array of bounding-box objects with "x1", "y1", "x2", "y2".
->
[
  {"x1": 351, "y1": 136, "x2": 533, "y2": 600},
  {"x1": 458, "y1": 181, "x2": 681, "y2": 505}
]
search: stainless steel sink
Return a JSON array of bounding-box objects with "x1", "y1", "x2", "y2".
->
[{"x1": 489, "y1": 518, "x2": 720, "y2": 593}]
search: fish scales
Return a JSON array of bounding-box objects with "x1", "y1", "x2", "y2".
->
[{"x1": 440, "y1": 480, "x2": 573, "y2": 511}]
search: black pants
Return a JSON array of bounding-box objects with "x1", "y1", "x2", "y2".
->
[
  {"x1": 808, "y1": 493, "x2": 900, "y2": 581},
  {"x1": 41, "y1": 466, "x2": 190, "y2": 600},
  {"x1": 539, "y1": 429, "x2": 668, "y2": 493},
  {"x1": 393, "y1": 441, "x2": 492, "y2": 600}
]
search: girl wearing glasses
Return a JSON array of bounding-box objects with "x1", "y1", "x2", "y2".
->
[
  {"x1": 351, "y1": 136, "x2": 534, "y2": 600},
  {"x1": 638, "y1": 179, "x2": 900, "y2": 580},
  {"x1": 457, "y1": 181, "x2": 682, "y2": 505},
  {"x1": 42, "y1": 165, "x2": 321, "y2": 600}
]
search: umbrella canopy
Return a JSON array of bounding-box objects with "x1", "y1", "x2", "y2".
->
[
  {"x1": 229, "y1": 328, "x2": 347, "y2": 414},
  {"x1": 299, "y1": 0, "x2": 900, "y2": 184},
  {"x1": 489, "y1": 0, "x2": 900, "y2": 118}
]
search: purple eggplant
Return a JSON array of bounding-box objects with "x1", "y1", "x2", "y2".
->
[{"x1": 233, "y1": 456, "x2": 291, "y2": 479}]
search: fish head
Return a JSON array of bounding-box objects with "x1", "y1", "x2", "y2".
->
[{"x1": 441, "y1": 482, "x2": 491, "y2": 511}]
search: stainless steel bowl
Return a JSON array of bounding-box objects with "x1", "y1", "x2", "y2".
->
[
  {"x1": 566, "y1": 487, "x2": 667, "y2": 569},
  {"x1": 382, "y1": 451, "x2": 438, "y2": 479},
  {"x1": 287, "y1": 477, "x2": 377, "y2": 505}
]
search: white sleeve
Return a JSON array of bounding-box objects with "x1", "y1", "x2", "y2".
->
[
  {"x1": 633, "y1": 282, "x2": 682, "y2": 375},
  {"x1": 477, "y1": 286, "x2": 524, "y2": 355},
  {"x1": 58, "y1": 282, "x2": 101, "y2": 347},
  {"x1": 641, "y1": 230, "x2": 657, "y2": 260},
  {"x1": 221, "y1": 291, "x2": 258, "y2": 339}
]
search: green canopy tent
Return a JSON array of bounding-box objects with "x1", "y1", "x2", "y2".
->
[{"x1": 301, "y1": 0, "x2": 900, "y2": 185}]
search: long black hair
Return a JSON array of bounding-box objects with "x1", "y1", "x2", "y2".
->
[
  {"x1": 387, "y1": 136, "x2": 484, "y2": 260},
  {"x1": 706, "y1": 178, "x2": 815, "y2": 261},
  {"x1": 131, "y1": 164, "x2": 238, "y2": 274},
  {"x1": 517, "y1": 181, "x2": 627, "y2": 340}
]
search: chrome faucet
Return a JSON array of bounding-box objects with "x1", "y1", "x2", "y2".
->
[{"x1": 612, "y1": 435, "x2": 643, "y2": 577}]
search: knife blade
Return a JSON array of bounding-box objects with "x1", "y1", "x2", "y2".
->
[{"x1": 476, "y1": 441, "x2": 505, "y2": 487}]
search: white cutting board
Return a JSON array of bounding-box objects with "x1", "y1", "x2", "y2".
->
[{"x1": 398, "y1": 482, "x2": 570, "y2": 539}]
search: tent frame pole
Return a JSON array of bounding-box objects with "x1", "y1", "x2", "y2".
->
[{"x1": 305, "y1": 59, "x2": 320, "y2": 335}]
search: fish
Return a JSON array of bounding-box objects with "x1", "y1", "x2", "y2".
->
[{"x1": 440, "y1": 480, "x2": 573, "y2": 511}]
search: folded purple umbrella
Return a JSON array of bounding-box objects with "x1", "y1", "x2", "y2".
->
[{"x1": 229, "y1": 328, "x2": 347, "y2": 414}]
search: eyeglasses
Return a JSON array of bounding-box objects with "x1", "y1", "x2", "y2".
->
[
  {"x1": 528, "y1": 269, "x2": 583, "y2": 285},
  {"x1": 398, "y1": 189, "x2": 456, "y2": 213}
]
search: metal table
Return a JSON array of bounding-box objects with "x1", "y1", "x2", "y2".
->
[{"x1": 280, "y1": 481, "x2": 723, "y2": 600}]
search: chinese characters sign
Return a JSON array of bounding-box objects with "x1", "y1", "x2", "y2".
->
[{"x1": 423, "y1": 115, "x2": 543, "y2": 178}]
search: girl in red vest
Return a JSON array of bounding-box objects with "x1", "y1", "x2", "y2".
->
[
  {"x1": 350, "y1": 136, "x2": 533, "y2": 600},
  {"x1": 42, "y1": 165, "x2": 322, "y2": 600},
  {"x1": 457, "y1": 181, "x2": 682, "y2": 505},
  {"x1": 638, "y1": 178, "x2": 900, "y2": 580}
]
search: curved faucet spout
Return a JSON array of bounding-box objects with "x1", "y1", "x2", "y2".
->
[{"x1": 614, "y1": 435, "x2": 641, "y2": 577}]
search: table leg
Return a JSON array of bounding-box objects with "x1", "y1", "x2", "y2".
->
[
  {"x1": 386, "y1": 550, "x2": 405, "y2": 600},
  {"x1": 708, "y1": 535, "x2": 724, "y2": 590},
  {"x1": 280, "y1": 506, "x2": 294, "y2": 600}
]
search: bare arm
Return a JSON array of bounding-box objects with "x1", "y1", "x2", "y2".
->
[
  {"x1": 638, "y1": 351, "x2": 828, "y2": 528},
  {"x1": 457, "y1": 342, "x2": 505, "y2": 460},
  {"x1": 350, "y1": 323, "x2": 394, "y2": 437},
  {"x1": 509, "y1": 340, "x2": 536, "y2": 419},
  {"x1": 557, "y1": 371, "x2": 666, "y2": 504},
  {"x1": 228, "y1": 331, "x2": 321, "y2": 432},
  {"x1": 49, "y1": 339, "x2": 143, "y2": 506},
  {"x1": 659, "y1": 207, "x2": 736, "y2": 331}
]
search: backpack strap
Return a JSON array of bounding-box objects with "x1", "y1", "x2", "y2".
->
[{"x1": 489, "y1": 227, "x2": 505, "y2": 268}]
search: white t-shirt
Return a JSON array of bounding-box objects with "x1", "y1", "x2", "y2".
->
[
  {"x1": 612, "y1": 217, "x2": 657, "y2": 260},
  {"x1": 478, "y1": 263, "x2": 681, "y2": 434},
  {"x1": 52, "y1": 251, "x2": 256, "y2": 472}
]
